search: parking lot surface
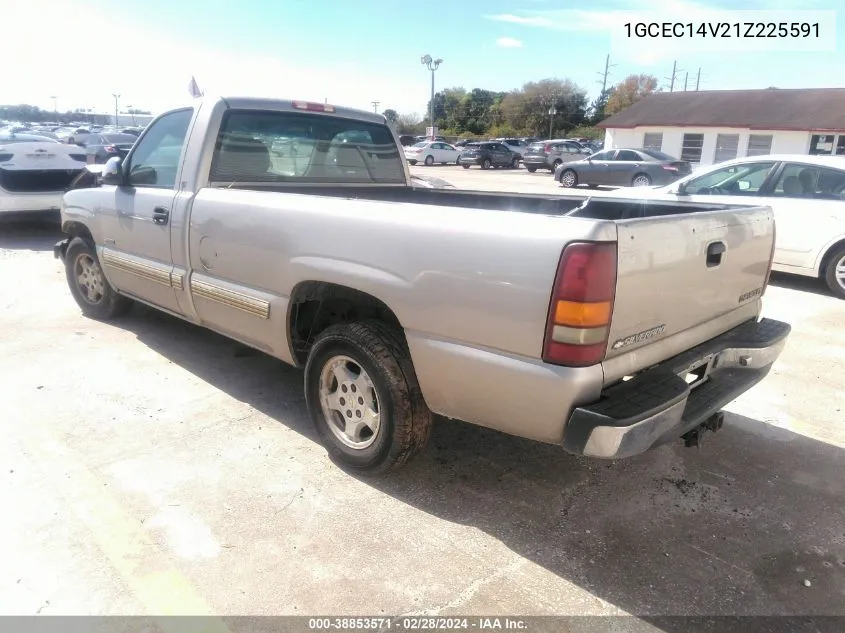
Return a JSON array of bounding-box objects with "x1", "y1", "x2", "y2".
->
[{"x1": 1, "y1": 186, "x2": 844, "y2": 621}]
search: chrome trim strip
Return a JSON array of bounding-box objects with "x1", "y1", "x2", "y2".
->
[
  {"x1": 170, "y1": 271, "x2": 185, "y2": 290},
  {"x1": 102, "y1": 251, "x2": 171, "y2": 287},
  {"x1": 190, "y1": 278, "x2": 270, "y2": 319}
]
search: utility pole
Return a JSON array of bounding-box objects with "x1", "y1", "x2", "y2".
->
[
  {"x1": 666, "y1": 61, "x2": 682, "y2": 92},
  {"x1": 695, "y1": 68, "x2": 702, "y2": 91},
  {"x1": 112, "y1": 93, "x2": 120, "y2": 125},
  {"x1": 50, "y1": 95, "x2": 58, "y2": 115},
  {"x1": 371, "y1": 101, "x2": 380, "y2": 114},
  {"x1": 596, "y1": 54, "x2": 616, "y2": 94},
  {"x1": 684, "y1": 72, "x2": 689, "y2": 92}
]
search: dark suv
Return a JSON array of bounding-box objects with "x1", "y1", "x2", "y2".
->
[
  {"x1": 522, "y1": 139, "x2": 588, "y2": 172},
  {"x1": 459, "y1": 142, "x2": 520, "y2": 169}
]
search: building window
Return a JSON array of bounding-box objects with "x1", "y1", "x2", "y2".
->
[
  {"x1": 838, "y1": 136, "x2": 845, "y2": 155},
  {"x1": 809, "y1": 134, "x2": 836, "y2": 155},
  {"x1": 747, "y1": 134, "x2": 773, "y2": 156},
  {"x1": 714, "y1": 134, "x2": 739, "y2": 163},
  {"x1": 680, "y1": 133, "x2": 704, "y2": 162},
  {"x1": 642, "y1": 133, "x2": 663, "y2": 152}
]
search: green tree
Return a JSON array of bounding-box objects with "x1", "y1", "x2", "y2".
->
[
  {"x1": 498, "y1": 78, "x2": 588, "y2": 137},
  {"x1": 605, "y1": 74, "x2": 658, "y2": 115},
  {"x1": 395, "y1": 113, "x2": 424, "y2": 135},
  {"x1": 382, "y1": 108, "x2": 399, "y2": 124},
  {"x1": 587, "y1": 87, "x2": 615, "y2": 125}
]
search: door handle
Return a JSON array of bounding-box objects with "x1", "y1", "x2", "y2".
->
[
  {"x1": 152, "y1": 207, "x2": 170, "y2": 225},
  {"x1": 706, "y1": 241, "x2": 726, "y2": 267}
]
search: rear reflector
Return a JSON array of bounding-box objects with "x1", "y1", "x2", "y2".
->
[
  {"x1": 542, "y1": 242, "x2": 618, "y2": 367},
  {"x1": 292, "y1": 101, "x2": 336, "y2": 113}
]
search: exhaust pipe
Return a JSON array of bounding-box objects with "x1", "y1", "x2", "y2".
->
[{"x1": 682, "y1": 411, "x2": 725, "y2": 448}]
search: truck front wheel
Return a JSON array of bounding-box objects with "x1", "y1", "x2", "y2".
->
[
  {"x1": 304, "y1": 320, "x2": 433, "y2": 474},
  {"x1": 64, "y1": 237, "x2": 132, "y2": 320}
]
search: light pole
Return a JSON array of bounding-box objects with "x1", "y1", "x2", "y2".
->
[
  {"x1": 420, "y1": 54, "x2": 443, "y2": 139},
  {"x1": 548, "y1": 106, "x2": 557, "y2": 139},
  {"x1": 112, "y1": 93, "x2": 120, "y2": 125},
  {"x1": 50, "y1": 95, "x2": 58, "y2": 116}
]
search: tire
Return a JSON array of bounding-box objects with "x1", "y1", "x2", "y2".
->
[
  {"x1": 462, "y1": 164, "x2": 470, "y2": 169},
  {"x1": 304, "y1": 320, "x2": 433, "y2": 474},
  {"x1": 64, "y1": 237, "x2": 132, "y2": 320},
  {"x1": 632, "y1": 173, "x2": 652, "y2": 187},
  {"x1": 424, "y1": 155, "x2": 434, "y2": 166},
  {"x1": 511, "y1": 157, "x2": 520, "y2": 169},
  {"x1": 822, "y1": 245, "x2": 845, "y2": 300},
  {"x1": 481, "y1": 158, "x2": 491, "y2": 170},
  {"x1": 526, "y1": 167, "x2": 537, "y2": 173},
  {"x1": 408, "y1": 160, "x2": 417, "y2": 165},
  {"x1": 559, "y1": 169, "x2": 578, "y2": 188}
]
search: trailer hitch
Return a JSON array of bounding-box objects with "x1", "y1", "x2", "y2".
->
[{"x1": 682, "y1": 411, "x2": 725, "y2": 448}]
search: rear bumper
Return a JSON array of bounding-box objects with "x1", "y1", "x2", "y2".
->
[
  {"x1": 562, "y1": 317, "x2": 791, "y2": 459},
  {"x1": 522, "y1": 157, "x2": 550, "y2": 168}
]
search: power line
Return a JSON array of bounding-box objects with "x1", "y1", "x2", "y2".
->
[{"x1": 371, "y1": 101, "x2": 380, "y2": 113}]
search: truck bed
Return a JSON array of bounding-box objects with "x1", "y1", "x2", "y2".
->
[{"x1": 219, "y1": 183, "x2": 741, "y2": 218}]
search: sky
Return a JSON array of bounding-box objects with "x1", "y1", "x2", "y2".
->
[{"x1": 1, "y1": 0, "x2": 842, "y2": 119}]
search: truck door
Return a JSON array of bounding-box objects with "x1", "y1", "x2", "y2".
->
[{"x1": 97, "y1": 109, "x2": 193, "y2": 314}]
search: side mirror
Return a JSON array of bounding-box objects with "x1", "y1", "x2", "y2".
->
[{"x1": 101, "y1": 156, "x2": 124, "y2": 185}]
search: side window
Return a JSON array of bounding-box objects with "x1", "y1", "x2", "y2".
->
[
  {"x1": 615, "y1": 150, "x2": 641, "y2": 161},
  {"x1": 592, "y1": 150, "x2": 615, "y2": 160},
  {"x1": 684, "y1": 162, "x2": 775, "y2": 195},
  {"x1": 771, "y1": 163, "x2": 845, "y2": 199},
  {"x1": 209, "y1": 109, "x2": 405, "y2": 184},
  {"x1": 126, "y1": 109, "x2": 193, "y2": 188}
]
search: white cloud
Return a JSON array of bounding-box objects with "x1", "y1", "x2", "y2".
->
[
  {"x1": 495, "y1": 37, "x2": 524, "y2": 48},
  {"x1": 3, "y1": 0, "x2": 429, "y2": 117},
  {"x1": 485, "y1": 14, "x2": 554, "y2": 27}
]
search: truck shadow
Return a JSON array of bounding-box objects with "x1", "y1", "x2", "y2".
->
[
  {"x1": 769, "y1": 271, "x2": 836, "y2": 298},
  {"x1": 0, "y1": 215, "x2": 62, "y2": 252},
  {"x1": 116, "y1": 306, "x2": 845, "y2": 623}
]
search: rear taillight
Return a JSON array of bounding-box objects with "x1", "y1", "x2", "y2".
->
[
  {"x1": 542, "y1": 242, "x2": 617, "y2": 367},
  {"x1": 661, "y1": 164, "x2": 678, "y2": 172},
  {"x1": 762, "y1": 222, "x2": 776, "y2": 295},
  {"x1": 104, "y1": 145, "x2": 118, "y2": 153}
]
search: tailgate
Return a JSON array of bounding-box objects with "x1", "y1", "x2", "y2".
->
[{"x1": 605, "y1": 205, "x2": 774, "y2": 361}]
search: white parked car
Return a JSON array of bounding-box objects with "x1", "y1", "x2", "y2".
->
[
  {"x1": 404, "y1": 141, "x2": 460, "y2": 166},
  {"x1": 0, "y1": 134, "x2": 87, "y2": 216},
  {"x1": 600, "y1": 155, "x2": 845, "y2": 299}
]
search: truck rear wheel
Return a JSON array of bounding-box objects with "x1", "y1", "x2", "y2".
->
[
  {"x1": 304, "y1": 320, "x2": 433, "y2": 474},
  {"x1": 64, "y1": 237, "x2": 132, "y2": 320}
]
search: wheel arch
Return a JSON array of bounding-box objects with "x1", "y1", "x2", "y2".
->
[
  {"x1": 814, "y1": 235, "x2": 845, "y2": 277},
  {"x1": 286, "y1": 281, "x2": 405, "y2": 367}
]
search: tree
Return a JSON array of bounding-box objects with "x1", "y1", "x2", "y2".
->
[
  {"x1": 395, "y1": 113, "x2": 424, "y2": 135},
  {"x1": 382, "y1": 108, "x2": 399, "y2": 124},
  {"x1": 586, "y1": 87, "x2": 615, "y2": 125},
  {"x1": 498, "y1": 78, "x2": 588, "y2": 137},
  {"x1": 605, "y1": 74, "x2": 658, "y2": 116}
]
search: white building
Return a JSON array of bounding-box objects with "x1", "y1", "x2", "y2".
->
[{"x1": 598, "y1": 88, "x2": 845, "y2": 167}]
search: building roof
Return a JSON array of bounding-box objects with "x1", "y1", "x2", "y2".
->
[{"x1": 598, "y1": 88, "x2": 845, "y2": 131}]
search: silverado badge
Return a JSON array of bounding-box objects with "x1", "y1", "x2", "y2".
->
[{"x1": 612, "y1": 324, "x2": 667, "y2": 350}]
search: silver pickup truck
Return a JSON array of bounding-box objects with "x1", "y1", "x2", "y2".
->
[{"x1": 54, "y1": 96, "x2": 790, "y2": 474}]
